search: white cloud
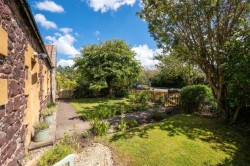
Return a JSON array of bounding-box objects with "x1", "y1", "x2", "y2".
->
[
  {"x1": 46, "y1": 33, "x2": 79, "y2": 57},
  {"x1": 95, "y1": 30, "x2": 100, "y2": 36},
  {"x1": 132, "y1": 44, "x2": 162, "y2": 67},
  {"x1": 60, "y1": 28, "x2": 73, "y2": 34},
  {"x1": 34, "y1": 14, "x2": 57, "y2": 29},
  {"x1": 35, "y1": 0, "x2": 64, "y2": 13},
  {"x1": 85, "y1": 0, "x2": 136, "y2": 13},
  {"x1": 57, "y1": 59, "x2": 75, "y2": 67}
]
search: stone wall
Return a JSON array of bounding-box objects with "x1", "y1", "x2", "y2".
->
[{"x1": 0, "y1": 0, "x2": 52, "y2": 165}]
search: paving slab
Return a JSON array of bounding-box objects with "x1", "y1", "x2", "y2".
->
[{"x1": 56, "y1": 100, "x2": 90, "y2": 139}]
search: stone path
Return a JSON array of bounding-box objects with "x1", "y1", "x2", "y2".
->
[{"x1": 56, "y1": 100, "x2": 90, "y2": 139}]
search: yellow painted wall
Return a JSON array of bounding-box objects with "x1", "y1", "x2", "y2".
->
[
  {"x1": 0, "y1": 79, "x2": 8, "y2": 106},
  {"x1": 0, "y1": 27, "x2": 8, "y2": 106},
  {"x1": 0, "y1": 27, "x2": 8, "y2": 56},
  {"x1": 24, "y1": 44, "x2": 40, "y2": 151}
]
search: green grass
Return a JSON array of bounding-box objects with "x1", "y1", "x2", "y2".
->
[
  {"x1": 97, "y1": 114, "x2": 250, "y2": 166},
  {"x1": 71, "y1": 98, "x2": 132, "y2": 120}
]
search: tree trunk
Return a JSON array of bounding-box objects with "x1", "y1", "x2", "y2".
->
[
  {"x1": 106, "y1": 78, "x2": 113, "y2": 97},
  {"x1": 206, "y1": 69, "x2": 230, "y2": 122},
  {"x1": 232, "y1": 105, "x2": 241, "y2": 123}
]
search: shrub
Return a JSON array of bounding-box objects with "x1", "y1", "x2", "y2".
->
[
  {"x1": 41, "y1": 107, "x2": 56, "y2": 116},
  {"x1": 82, "y1": 130, "x2": 90, "y2": 138},
  {"x1": 38, "y1": 133, "x2": 79, "y2": 166},
  {"x1": 116, "y1": 120, "x2": 127, "y2": 132},
  {"x1": 180, "y1": 84, "x2": 217, "y2": 113},
  {"x1": 47, "y1": 102, "x2": 56, "y2": 108},
  {"x1": 34, "y1": 122, "x2": 49, "y2": 132},
  {"x1": 156, "y1": 96, "x2": 165, "y2": 106},
  {"x1": 90, "y1": 119, "x2": 109, "y2": 136},
  {"x1": 136, "y1": 90, "x2": 151, "y2": 104},
  {"x1": 151, "y1": 111, "x2": 166, "y2": 121},
  {"x1": 126, "y1": 119, "x2": 139, "y2": 129}
]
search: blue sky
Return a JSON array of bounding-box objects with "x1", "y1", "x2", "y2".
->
[{"x1": 27, "y1": 0, "x2": 161, "y2": 67}]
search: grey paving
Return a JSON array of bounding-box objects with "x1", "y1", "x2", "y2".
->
[{"x1": 56, "y1": 100, "x2": 90, "y2": 139}]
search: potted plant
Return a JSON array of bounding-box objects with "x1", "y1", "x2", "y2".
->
[
  {"x1": 41, "y1": 107, "x2": 56, "y2": 124},
  {"x1": 34, "y1": 122, "x2": 49, "y2": 142}
]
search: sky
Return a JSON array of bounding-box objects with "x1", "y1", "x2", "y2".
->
[{"x1": 27, "y1": 0, "x2": 160, "y2": 67}]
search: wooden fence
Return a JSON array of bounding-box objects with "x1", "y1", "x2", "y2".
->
[{"x1": 137, "y1": 89, "x2": 181, "y2": 107}]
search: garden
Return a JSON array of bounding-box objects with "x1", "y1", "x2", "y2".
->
[{"x1": 37, "y1": 1, "x2": 250, "y2": 165}]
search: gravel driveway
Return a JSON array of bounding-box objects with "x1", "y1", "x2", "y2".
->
[{"x1": 74, "y1": 143, "x2": 114, "y2": 166}]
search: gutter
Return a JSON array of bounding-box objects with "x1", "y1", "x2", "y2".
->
[{"x1": 19, "y1": 0, "x2": 53, "y2": 69}]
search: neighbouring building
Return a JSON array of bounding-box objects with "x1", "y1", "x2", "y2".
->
[{"x1": 0, "y1": 0, "x2": 56, "y2": 165}]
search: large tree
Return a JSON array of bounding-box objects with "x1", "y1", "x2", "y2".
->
[
  {"x1": 74, "y1": 39, "x2": 141, "y2": 96},
  {"x1": 139, "y1": 0, "x2": 250, "y2": 121}
]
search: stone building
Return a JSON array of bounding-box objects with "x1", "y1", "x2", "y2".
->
[{"x1": 0, "y1": 0, "x2": 56, "y2": 165}]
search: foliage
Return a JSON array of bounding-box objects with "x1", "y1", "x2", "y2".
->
[
  {"x1": 224, "y1": 30, "x2": 250, "y2": 122},
  {"x1": 90, "y1": 119, "x2": 109, "y2": 136},
  {"x1": 126, "y1": 119, "x2": 139, "y2": 129},
  {"x1": 38, "y1": 133, "x2": 79, "y2": 166},
  {"x1": 74, "y1": 39, "x2": 141, "y2": 96},
  {"x1": 156, "y1": 96, "x2": 165, "y2": 106},
  {"x1": 34, "y1": 122, "x2": 49, "y2": 132},
  {"x1": 57, "y1": 66, "x2": 77, "y2": 90},
  {"x1": 136, "y1": 90, "x2": 151, "y2": 104},
  {"x1": 82, "y1": 130, "x2": 90, "y2": 138},
  {"x1": 41, "y1": 107, "x2": 56, "y2": 116},
  {"x1": 150, "y1": 110, "x2": 166, "y2": 121},
  {"x1": 80, "y1": 105, "x2": 120, "y2": 120},
  {"x1": 47, "y1": 102, "x2": 56, "y2": 108},
  {"x1": 155, "y1": 54, "x2": 205, "y2": 86},
  {"x1": 98, "y1": 114, "x2": 250, "y2": 166},
  {"x1": 116, "y1": 119, "x2": 127, "y2": 132},
  {"x1": 138, "y1": 68, "x2": 159, "y2": 85},
  {"x1": 139, "y1": 0, "x2": 250, "y2": 121},
  {"x1": 151, "y1": 74, "x2": 186, "y2": 88},
  {"x1": 38, "y1": 143, "x2": 71, "y2": 166},
  {"x1": 180, "y1": 85, "x2": 217, "y2": 113}
]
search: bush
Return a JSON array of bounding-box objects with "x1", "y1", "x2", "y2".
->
[
  {"x1": 126, "y1": 119, "x2": 139, "y2": 129},
  {"x1": 41, "y1": 107, "x2": 56, "y2": 116},
  {"x1": 82, "y1": 130, "x2": 90, "y2": 138},
  {"x1": 47, "y1": 102, "x2": 56, "y2": 108},
  {"x1": 34, "y1": 122, "x2": 49, "y2": 132},
  {"x1": 116, "y1": 120, "x2": 127, "y2": 132},
  {"x1": 180, "y1": 84, "x2": 217, "y2": 113},
  {"x1": 151, "y1": 111, "x2": 166, "y2": 121},
  {"x1": 136, "y1": 90, "x2": 151, "y2": 104},
  {"x1": 38, "y1": 133, "x2": 79, "y2": 166},
  {"x1": 114, "y1": 88, "x2": 129, "y2": 98},
  {"x1": 90, "y1": 119, "x2": 109, "y2": 136},
  {"x1": 156, "y1": 96, "x2": 165, "y2": 106}
]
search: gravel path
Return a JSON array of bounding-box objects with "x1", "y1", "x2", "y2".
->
[{"x1": 74, "y1": 143, "x2": 114, "y2": 166}]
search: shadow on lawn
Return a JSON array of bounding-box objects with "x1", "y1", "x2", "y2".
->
[
  {"x1": 109, "y1": 114, "x2": 250, "y2": 166},
  {"x1": 73, "y1": 99, "x2": 133, "y2": 121}
]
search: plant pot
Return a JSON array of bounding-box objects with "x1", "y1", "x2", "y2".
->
[
  {"x1": 34, "y1": 128, "x2": 49, "y2": 142},
  {"x1": 45, "y1": 115, "x2": 54, "y2": 124}
]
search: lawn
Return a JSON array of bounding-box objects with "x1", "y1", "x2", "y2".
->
[
  {"x1": 97, "y1": 114, "x2": 250, "y2": 166},
  {"x1": 71, "y1": 98, "x2": 132, "y2": 120}
]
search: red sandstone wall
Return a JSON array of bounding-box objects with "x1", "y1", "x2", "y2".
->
[{"x1": 0, "y1": 0, "x2": 50, "y2": 165}]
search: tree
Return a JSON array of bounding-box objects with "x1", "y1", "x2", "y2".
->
[
  {"x1": 74, "y1": 39, "x2": 141, "y2": 96},
  {"x1": 139, "y1": 0, "x2": 250, "y2": 122},
  {"x1": 57, "y1": 66, "x2": 77, "y2": 90},
  {"x1": 156, "y1": 53, "x2": 205, "y2": 85},
  {"x1": 224, "y1": 30, "x2": 250, "y2": 122},
  {"x1": 138, "y1": 68, "x2": 159, "y2": 85}
]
